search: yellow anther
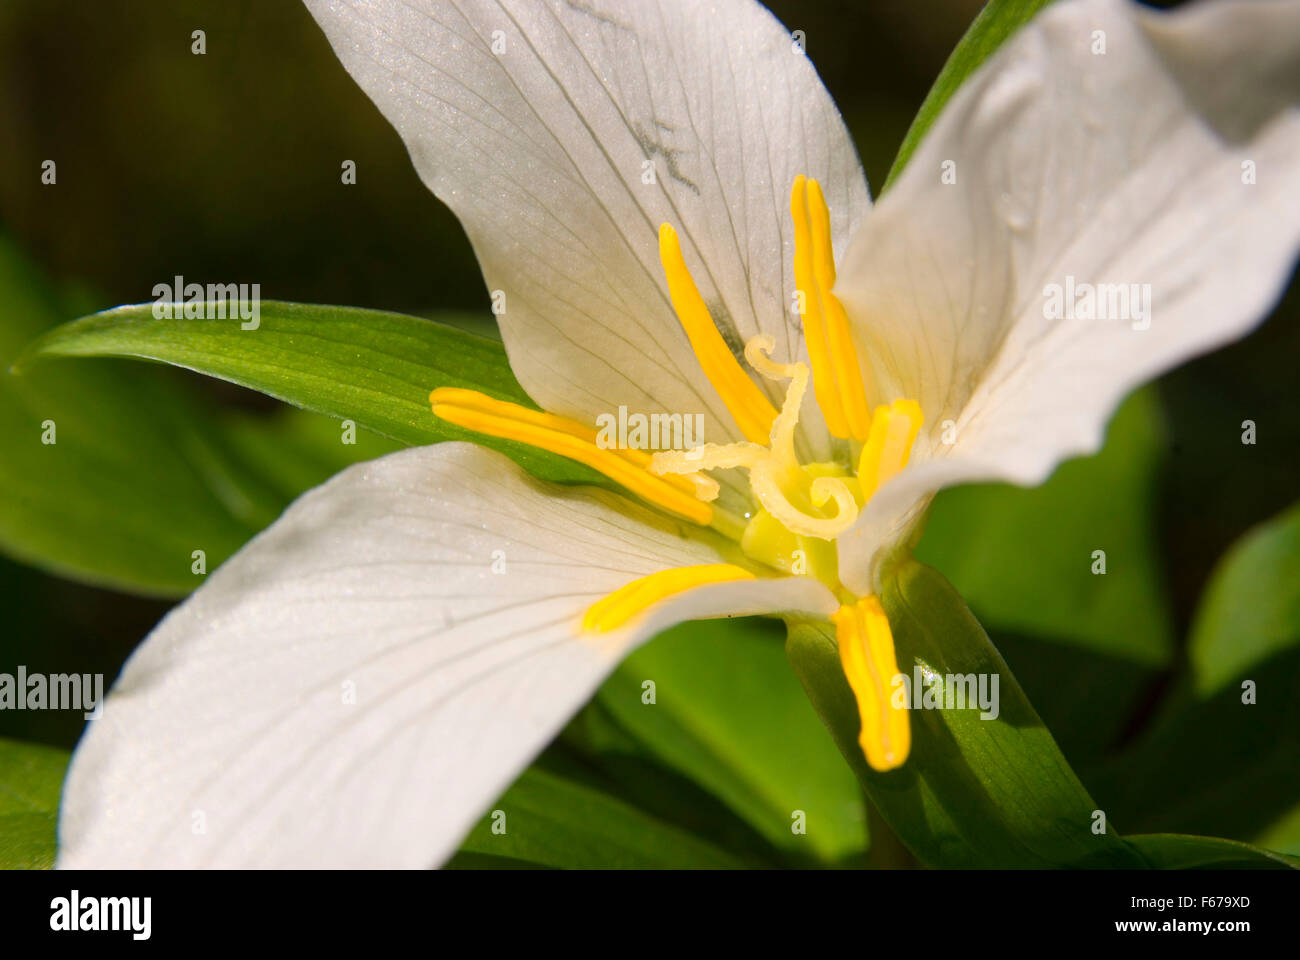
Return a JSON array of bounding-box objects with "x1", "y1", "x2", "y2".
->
[
  {"x1": 857, "y1": 399, "x2": 923, "y2": 499},
  {"x1": 791, "y1": 176, "x2": 846, "y2": 439},
  {"x1": 805, "y1": 179, "x2": 871, "y2": 441},
  {"x1": 431, "y1": 388, "x2": 713, "y2": 525},
  {"x1": 791, "y1": 176, "x2": 871, "y2": 442},
  {"x1": 658, "y1": 223, "x2": 779, "y2": 444},
  {"x1": 434, "y1": 387, "x2": 698, "y2": 489},
  {"x1": 583, "y1": 563, "x2": 757, "y2": 632},
  {"x1": 833, "y1": 596, "x2": 910, "y2": 772}
]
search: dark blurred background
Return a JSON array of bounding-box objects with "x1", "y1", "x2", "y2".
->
[{"x1": 0, "y1": 0, "x2": 1295, "y2": 759}]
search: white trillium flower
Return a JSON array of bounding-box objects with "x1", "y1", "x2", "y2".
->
[{"x1": 59, "y1": 0, "x2": 1300, "y2": 867}]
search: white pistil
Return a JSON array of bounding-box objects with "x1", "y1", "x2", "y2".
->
[{"x1": 653, "y1": 334, "x2": 859, "y2": 542}]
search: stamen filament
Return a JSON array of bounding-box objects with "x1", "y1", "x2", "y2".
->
[
  {"x1": 833, "y1": 596, "x2": 910, "y2": 772},
  {"x1": 659, "y1": 223, "x2": 779, "y2": 444},
  {"x1": 583, "y1": 563, "x2": 756, "y2": 632},
  {"x1": 431, "y1": 388, "x2": 713, "y2": 525}
]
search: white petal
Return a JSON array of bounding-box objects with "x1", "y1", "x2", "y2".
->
[
  {"x1": 303, "y1": 0, "x2": 867, "y2": 457},
  {"x1": 58, "y1": 443, "x2": 835, "y2": 868},
  {"x1": 836, "y1": 0, "x2": 1300, "y2": 592}
]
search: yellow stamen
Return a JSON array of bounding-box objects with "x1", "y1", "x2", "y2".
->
[
  {"x1": 791, "y1": 176, "x2": 845, "y2": 439},
  {"x1": 431, "y1": 388, "x2": 714, "y2": 525},
  {"x1": 805, "y1": 179, "x2": 871, "y2": 441},
  {"x1": 833, "y1": 596, "x2": 910, "y2": 772},
  {"x1": 857, "y1": 399, "x2": 923, "y2": 499},
  {"x1": 792, "y1": 176, "x2": 871, "y2": 442},
  {"x1": 434, "y1": 388, "x2": 705, "y2": 492},
  {"x1": 659, "y1": 223, "x2": 779, "y2": 444},
  {"x1": 583, "y1": 563, "x2": 756, "y2": 632}
]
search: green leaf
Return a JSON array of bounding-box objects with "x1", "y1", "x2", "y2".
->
[
  {"x1": 0, "y1": 238, "x2": 268, "y2": 595},
  {"x1": 22, "y1": 302, "x2": 605, "y2": 487},
  {"x1": 1256, "y1": 804, "x2": 1300, "y2": 857},
  {"x1": 1126, "y1": 834, "x2": 1299, "y2": 870},
  {"x1": 882, "y1": 0, "x2": 1055, "y2": 192},
  {"x1": 450, "y1": 767, "x2": 744, "y2": 868},
  {"x1": 786, "y1": 559, "x2": 1144, "y2": 868},
  {"x1": 1189, "y1": 500, "x2": 1300, "y2": 696},
  {"x1": 591, "y1": 617, "x2": 868, "y2": 864},
  {"x1": 917, "y1": 388, "x2": 1173, "y2": 667},
  {"x1": 0, "y1": 737, "x2": 70, "y2": 869},
  {"x1": 0, "y1": 237, "x2": 408, "y2": 596}
]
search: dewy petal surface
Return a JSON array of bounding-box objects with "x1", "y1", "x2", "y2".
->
[
  {"x1": 835, "y1": 0, "x2": 1300, "y2": 592},
  {"x1": 58, "y1": 443, "x2": 837, "y2": 868},
  {"x1": 303, "y1": 0, "x2": 868, "y2": 456}
]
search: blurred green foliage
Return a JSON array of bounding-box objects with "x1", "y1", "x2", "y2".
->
[
  {"x1": 0, "y1": 737, "x2": 66, "y2": 868},
  {"x1": 918, "y1": 389, "x2": 1174, "y2": 668}
]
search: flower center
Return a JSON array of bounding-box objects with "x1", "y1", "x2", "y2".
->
[
  {"x1": 429, "y1": 175, "x2": 926, "y2": 582},
  {"x1": 427, "y1": 175, "x2": 923, "y2": 773},
  {"x1": 649, "y1": 178, "x2": 923, "y2": 592}
]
